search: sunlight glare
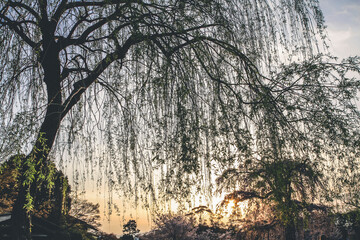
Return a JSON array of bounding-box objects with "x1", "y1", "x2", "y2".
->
[
  {"x1": 225, "y1": 200, "x2": 248, "y2": 218},
  {"x1": 226, "y1": 200, "x2": 235, "y2": 215}
]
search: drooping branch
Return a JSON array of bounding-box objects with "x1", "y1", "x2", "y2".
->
[
  {"x1": 61, "y1": 33, "x2": 143, "y2": 118},
  {"x1": 60, "y1": 25, "x2": 225, "y2": 114},
  {"x1": 61, "y1": 8, "x2": 127, "y2": 48},
  {"x1": 1, "y1": 2, "x2": 359, "y2": 238},
  {"x1": 52, "y1": 0, "x2": 145, "y2": 35}
]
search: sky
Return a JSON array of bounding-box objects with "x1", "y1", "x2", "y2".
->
[
  {"x1": 93, "y1": 0, "x2": 360, "y2": 236},
  {"x1": 319, "y1": 0, "x2": 360, "y2": 58}
]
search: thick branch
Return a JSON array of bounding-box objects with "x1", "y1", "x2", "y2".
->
[
  {"x1": 53, "y1": 0, "x2": 140, "y2": 30},
  {"x1": 60, "y1": 25, "x2": 231, "y2": 118},
  {"x1": 62, "y1": 9, "x2": 125, "y2": 48},
  {"x1": 0, "y1": 13, "x2": 37, "y2": 48},
  {"x1": 52, "y1": 0, "x2": 68, "y2": 23},
  {"x1": 224, "y1": 190, "x2": 273, "y2": 201},
  {"x1": 61, "y1": 33, "x2": 142, "y2": 118},
  {"x1": 8, "y1": 1, "x2": 41, "y2": 21},
  {"x1": 60, "y1": 67, "x2": 91, "y2": 81},
  {"x1": 293, "y1": 200, "x2": 329, "y2": 212},
  {"x1": 38, "y1": 0, "x2": 48, "y2": 24},
  {"x1": 65, "y1": 0, "x2": 137, "y2": 9},
  {"x1": 62, "y1": 11, "x2": 154, "y2": 48}
]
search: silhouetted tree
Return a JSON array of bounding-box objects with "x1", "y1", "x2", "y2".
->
[
  {"x1": 218, "y1": 157, "x2": 328, "y2": 239},
  {"x1": 121, "y1": 219, "x2": 139, "y2": 240},
  {"x1": 0, "y1": 0, "x2": 359, "y2": 239}
]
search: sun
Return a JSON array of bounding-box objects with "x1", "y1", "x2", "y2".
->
[
  {"x1": 225, "y1": 199, "x2": 248, "y2": 217},
  {"x1": 226, "y1": 200, "x2": 236, "y2": 214}
]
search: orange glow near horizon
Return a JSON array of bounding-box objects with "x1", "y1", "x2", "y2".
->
[{"x1": 83, "y1": 191, "x2": 251, "y2": 235}]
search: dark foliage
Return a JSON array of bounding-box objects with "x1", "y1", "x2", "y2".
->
[{"x1": 0, "y1": 155, "x2": 71, "y2": 222}]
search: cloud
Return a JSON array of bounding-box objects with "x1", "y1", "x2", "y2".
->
[{"x1": 320, "y1": 0, "x2": 360, "y2": 58}]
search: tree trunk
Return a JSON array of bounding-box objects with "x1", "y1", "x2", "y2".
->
[
  {"x1": 11, "y1": 173, "x2": 31, "y2": 240},
  {"x1": 285, "y1": 220, "x2": 296, "y2": 240},
  {"x1": 283, "y1": 183, "x2": 296, "y2": 240},
  {"x1": 11, "y1": 43, "x2": 62, "y2": 239}
]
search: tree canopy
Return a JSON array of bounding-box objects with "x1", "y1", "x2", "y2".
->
[{"x1": 0, "y1": 0, "x2": 360, "y2": 238}]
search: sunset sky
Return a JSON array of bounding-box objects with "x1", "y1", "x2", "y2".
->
[{"x1": 95, "y1": 0, "x2": 360, "y2": 235}]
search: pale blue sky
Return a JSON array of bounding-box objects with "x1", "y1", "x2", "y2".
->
[{"x1": 320, "y1": 0, "x2": 360, "y2": 58}]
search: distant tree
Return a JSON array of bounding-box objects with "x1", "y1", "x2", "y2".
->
[
  {"x1": 0, "y1": 0, "x2": 359, "y2": 239},
  {"x1": 334, "y1": 210, "x2": 360, "y2": 239},
  {"x1": 141, "y1": 213, "x2": 234, "y2": 240},
  {"x1": 121, "y1": 219, "x2": 140, "y2": 240},
  {"x1": 142, "y1": 214, "x2": 195, "y2": 240},
  {"x1": 217, "y1": 157, "x2": 329, "y2": 239}
]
